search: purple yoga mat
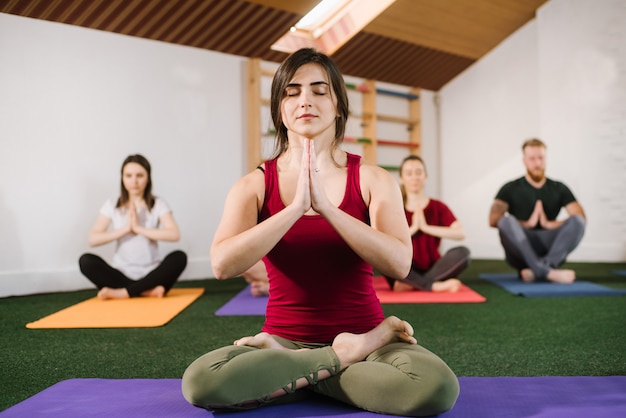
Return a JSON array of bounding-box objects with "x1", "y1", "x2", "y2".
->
[
  {"x1": 2, "y1": 376, "x2": 625, "y2": 417},
  {"x1": 215, "y1": 285, "x2": 266, "y2": 316}
]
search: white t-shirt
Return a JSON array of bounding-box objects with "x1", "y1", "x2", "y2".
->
[{"x1": 100, "y1": 197, "x2": 171, "y2": 279}]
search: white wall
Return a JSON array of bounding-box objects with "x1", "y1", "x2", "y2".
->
[
  {"x1": 439, "y1": 0, "x2": 626, "y2": 262},
  {"x1": 1, "y1": 0, "x2": 624, "y2": 297},
  {"x1": 536, "y1": 0, "x2": 626, "y2": 260},
  {"x1": 0, "y1": 14, "x2": 246, "y2": 297},
  {"x1": 0, "y1": 14, "x2": 436, "y2": 298}
]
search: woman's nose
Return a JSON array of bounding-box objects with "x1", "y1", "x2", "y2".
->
[{"x1": 299, "y1": 90, "x2": 312, "y2": 107}]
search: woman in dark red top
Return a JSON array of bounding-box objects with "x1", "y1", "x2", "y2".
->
[
  {"x1": 182, "y1": 48, "x2": 459, "y2": 417},
  {"x1": 386, "y1": 155, "x2": 470, "y2": 292}
]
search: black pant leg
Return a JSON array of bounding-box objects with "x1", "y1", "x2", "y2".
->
[
  {"x1": 126, "y1": 250, "x2": 188, "y2": 297},
  {"x1": 78, "y1": 253, "x2": 134, "y2": 290}
]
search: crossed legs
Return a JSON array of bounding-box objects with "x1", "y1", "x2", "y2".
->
[
  {"x1": 497, "y1": 215, "x2": 585, "y2": 283},
  {"x1": 388, "y1": 246, "x2": 471, "y2": 292},
  {"x1": 182, "y1": 316, "x2": 458, "y2": 416},
  {"x1": 79, "y1": 250, "x2": 187, "y2": 299}
]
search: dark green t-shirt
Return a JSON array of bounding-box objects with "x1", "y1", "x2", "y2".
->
[{"x1": 495, "y1": 177, "x2": 576, "y2": 221}]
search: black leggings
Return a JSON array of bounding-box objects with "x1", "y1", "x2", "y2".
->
[
  {"x1": 78, "y1": 250, "x2": 187, "y2": 297},
  {"x1": 386, "y1": 246, "x2": 471, "y2": 291}
]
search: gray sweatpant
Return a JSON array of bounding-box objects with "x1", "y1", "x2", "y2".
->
[{"x1": 497, "y1": 214, "x2": 585, "y2": 280}]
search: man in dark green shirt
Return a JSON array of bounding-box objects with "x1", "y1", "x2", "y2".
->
[{"x1": 489, "y1": 138, "x2": 586, "y2": 283}]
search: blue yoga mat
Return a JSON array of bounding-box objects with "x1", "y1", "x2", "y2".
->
[
  {"x1": 479, "y1": 272, "x2": 626, "y2": 297},
  {"x1": 2, "y1": 376, "x2": 625, "y2": 417},
  {"x1": 613, "y1": 270, "x2": 626, "y2": 277}
]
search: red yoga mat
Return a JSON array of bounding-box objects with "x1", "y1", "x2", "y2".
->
[
  {"x1": 215, "y1": 277, "x2": 486, "y2": 316},
  {"x1": 373, "y1": 276, "x2": 486, "y2": 303}
]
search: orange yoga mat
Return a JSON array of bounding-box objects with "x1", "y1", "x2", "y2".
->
[
  {"x1": 373, "y1": 276, "x2": 486, "y2": 304},
  {"x1": 26, "y1": 288, "x2": 204, "y2": 329}
]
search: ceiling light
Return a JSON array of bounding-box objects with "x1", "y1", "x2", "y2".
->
[{"x1": 271, "y1": 0, "x2": 396, "y2": 56}]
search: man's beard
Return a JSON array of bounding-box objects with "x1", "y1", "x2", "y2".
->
[{"x1": 527, "y1": 169, "x2": 545, "y2": 183}]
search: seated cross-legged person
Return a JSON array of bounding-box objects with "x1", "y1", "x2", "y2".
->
[
  {"x1": 181, "y1": 48, "x2": 459, "y2": 417},
  {"x1": 78, "y1": 154, "x2": 187, "y2": 300},
  {"x1": 488, "y1": 138, "x2": 586, "y2": 283},
  {"x1": 386, "y1": 155, "x2": 470, "y2": 293}
]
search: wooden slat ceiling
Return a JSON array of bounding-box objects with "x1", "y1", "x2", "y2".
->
[{"x1": 0, "y1": 0, "x2": 548, "y2": 90}]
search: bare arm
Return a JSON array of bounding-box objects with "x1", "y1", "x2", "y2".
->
[
  {"x1": 410, "y1": 206, "x2": 465, "y2": 239},
  {"x1": 539, "y1": 200, "x2": 586, "y2": 230},
  {"x1": 212, "y1": 140, "x2": 412, "y2": 281},
  {"x1": 133, "y1": 210, "x2": 181, "y2": 242},
  {"x1": 407, "y1": 212, "x2": 420, "y2": 236},
  {"x1": 490, "y1": 198, "x2": 541, "y2": 229},
  {"x1": 421, "y1": 220, "x2": 465, "y2": 240},
  {"x1": 488, "y1": 199, "x2": 508, "y2": 228},
  {"x1": 87, "y1": 213, "x2": 128, "y2": 247},
  {"x1": 565, "y1": 201, "x2": 585, "y2": 220},
  {"x1": 210, "y1": 170, "x2": 305, "y2": 280},
  {"x1": 314, "y1": 163, "x2": 412, "y2": 280}
]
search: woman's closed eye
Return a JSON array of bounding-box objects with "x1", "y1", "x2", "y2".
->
[
  {"x1": 286, "y1": 86, "x2": 300, "y2": 96},
  {"x1": 285, "y1": 84, "x2": 329, "y2": 97}
]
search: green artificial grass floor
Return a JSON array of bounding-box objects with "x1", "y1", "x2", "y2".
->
[{"x1": 1, "y1": 259, "x2": 625, "y2": 411}]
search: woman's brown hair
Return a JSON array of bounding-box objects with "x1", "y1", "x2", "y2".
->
[
  {"x1": 269, "y1": 48, "x2": 349, "y2": 160},
  {"x1": 116, "y1": 154, "x2": 155, "y2": 210}
]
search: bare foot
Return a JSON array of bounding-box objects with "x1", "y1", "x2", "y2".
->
[
  {"x1": 547, "y1": 269, "x2": 575, "y2": 284},
  {"x1": 392, "y1": 281, "x2": 414, "y2": 292},
  {"x1": 520, "y1": 269, "x2": 536, "y2": 283},
  {"x1": 97, "y1": 287, "x2": 129, "y2": 300},
  {"x1": 141, "y1": 285, "x2": 165, "y2": 298},
  {"x1": 234, "y1": 332, "x2": 290, "y2": 350},
  {"x1": 249, "y1": 280, "x2": 269, "y2": 297},
  {"x1": 332, "y1": 316, "x2": 416, "y2": 371},
  {"x1": 243, "y1": 261, "x2": 270, "y2": 296},
  {"x1": 431, "y1": 278, "x2": 462, "y2": 293},
  {"x1": 231, "y1": 318, "x2": 415, "y2": 403}
]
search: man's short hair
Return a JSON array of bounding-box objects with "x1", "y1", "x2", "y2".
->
[{"x1": 522, "y1": 138, "x2": 546, "y2": 151}]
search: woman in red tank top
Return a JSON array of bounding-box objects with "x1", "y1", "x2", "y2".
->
[
  {"x1": 385, "y1": 155, "x2": 470, "y2": 293},
  {"x1": 182, "y1": 48, "x2": 459, "y2": 417}
]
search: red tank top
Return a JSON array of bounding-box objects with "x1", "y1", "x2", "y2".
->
[
  {"x1": 407, "y1": 199, "x2": 456, "y2": 271},
  {"x1": 260, "y1": 153, "x2": 384, "y2": 343}
]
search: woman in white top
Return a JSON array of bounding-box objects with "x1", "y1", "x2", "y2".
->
[{"x1": 79, "y1": 154, "x2": 187, "y2": 300}]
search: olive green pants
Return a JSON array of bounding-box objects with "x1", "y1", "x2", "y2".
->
[{"x1": 182, "y1": 338, "x2": 459, "y2": 417}]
